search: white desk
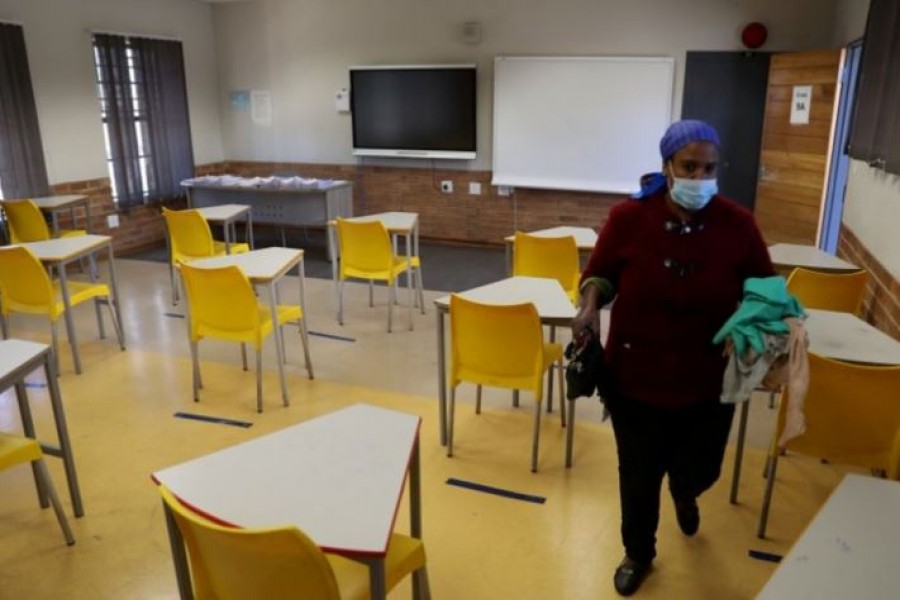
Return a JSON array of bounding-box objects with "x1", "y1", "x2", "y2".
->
[
  {"x1": 189, "y1": 247, "x2": 314, "y2": 386},
  {"x1": 504, "y1": 226, "x2": 598, "y2": 274},
  {"x1": 757, "y1": 474, "x2": 900, "y2": 599},
  {"x1": 19, "y1": 235, "x2": 126, "y2": 375},
  {"x1": 152, "y1": 404, "x2": 422, "y2": 600},
  {"x1": 196, "y1": 204, "x2": 254, "y2": 252},
  {"x1": 730, "y1": 309, "x2": 900, "y2": 503},
  {"x1": 768, "y1": 243, "x2": 859, "y2": 273},
  {"x1": 433, "y1": 277, "x2": 577, "y2": 445},
  {"x1": 0, "y1": 339, "x2": 83, "y2": 517},
  {"x1": 32, "y1": 194, "x2": 92, "y2": 236}
]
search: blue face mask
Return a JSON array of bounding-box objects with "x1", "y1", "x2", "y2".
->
[{"x1": 668, "y1": 171, "x2": 717, "y2": 211}]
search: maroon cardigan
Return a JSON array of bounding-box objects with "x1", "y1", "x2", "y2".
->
[{"x1": 582, "y1": 192, "x2": 774, "y2": 409}]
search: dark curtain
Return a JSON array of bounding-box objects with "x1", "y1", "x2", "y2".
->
[
  {"x1": 131, "y1": 37, "x2": 194, "y2": 201},
  {"x1": 94, "y1": 34, "x2": 143, "y2": 208},
  {"x1": 0, "y1": 23, "x2": 49, "y2": 199}
]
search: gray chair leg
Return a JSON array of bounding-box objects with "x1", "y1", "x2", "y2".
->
[
  {"x1": 34, "y1": 459, "x2": 75, "y2": 546},
  {"x1": 447, "y1": 386, "x2": 456, "y2": 457},
  {"x1": 413, "y1": 565, "x2": 431, "y2": 600},
  {"x1": 106, "y1": 299, "x2": 125, "y2": 350},
  {"x1": 387, "y1": 279, "x2": 394, "y2": 333},
  {"x1": 558, "y1": 359, "x2": 566, "y2": 427},
  {"x1": 369, "y1": 280, "x2": 374, "y2": 307},
  {"x1": 256, "y1": 350, "x2": 263, "y2": 413},
  {"x1": 566, "y1": 398, "x2": 576, "y2": 468},
  {"x1": 416, "y1": 267, "x2": 425, "y2": 314},
  {"x1": 475, "y1": 385, "x2": 482, "y2": 415},
  {"x1": 531, "y1": 398, "x2": 542, "y2": 473},
  {"x1": 757, "y1": 452, "x2": 780, "y2": 538},
  {"x1": 50, "y1": 320, "x2": 61, "y2": 376},
  {"x1": 338, "y1": 280, "x2": 345, "y2": 325},
  {"x1": 240, "y1": 343, "x2": 248, "y2": 370},
  {"x1": 299, "y1": 319, "x2": 314, "y2": 379},
  {"x1": 94, "y1": 298, "x2": 106, "y2": 339},
  {"x1": 190, "y1": 341, "x2": 201, "y2": 401},
  {"x1": 170, "y1": 263, "x2": 179, "y2": 305}
]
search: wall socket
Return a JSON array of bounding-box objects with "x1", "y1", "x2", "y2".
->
[
  {"x1": 106, "y1": 214, "x2": 120, "y2": 228},
  {"x1": 440, "y1": 180, "x2": 454, "y2": 193},
  {"x1": 468, "y1": 182, "x2": 482, "y2": 195},
  {"x1": 497, "y1": 185, "x2": 513, "y2": 196}
]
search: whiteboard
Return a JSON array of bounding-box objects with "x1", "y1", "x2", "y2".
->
[{"x1": 492, "y1": 56, "x2": 674, "y2": 194}]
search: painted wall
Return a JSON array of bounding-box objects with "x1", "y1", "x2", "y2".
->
[
  {"x1": 212, "y1": 0, "x2": 838, "y2": 171},
  {"x1": 833, "y1": 0, "x2": 900, "y2": 279},
  {"x1": 0, "y1": 0, "x2": 223, "y2": 185}
]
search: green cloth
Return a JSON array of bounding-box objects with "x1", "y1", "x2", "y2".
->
[{"x1": 712, "y1": 276, "x2": 806, "y2": 357}]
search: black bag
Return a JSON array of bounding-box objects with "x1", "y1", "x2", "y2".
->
[{"x1": 564, "y1": 327, "x2": 616, "y2": 403}]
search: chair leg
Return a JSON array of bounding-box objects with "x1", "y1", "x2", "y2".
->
[
  {"x1": 767, "y1": 390, "x2": 776, "y2": 409},
  {"x1": 558, "y1": 359, "x2": 566, "y2": 428},
  {"x1": 566, "y1": 398, "x2": 576, "y2": 468},
  {"x1": 0, "y1": 311, "x2": 8, "y2": 339},
  {"x1": 369, "y1": 280, "x2": 374, "y2": 307},
  {"x1": 413, "y1": 565, "x2": 431, "y2": 600},
  {"x1": 275, "y1": 340, "x2": 290, "y2": 408},
  {"x1": 416, "y1": 267, "x2": 425, "y2": 315},
  {"x1": 338, "y1": 280, "x2": 345, "y2": 325},
  {"x1": 170, "y1": 263, "x2": 179, "y2": 305},
  {"x1": 757, "y1": 452, "x2": 780, "y2": 539},
  {"x1": 50, "y1": 320, "x2": 61, "y2": 377},
  {"x1": 475, "y1": 385, "x2": 482, "y2": 414},
  {"x1": 190, "y1": 341, "x2": 202, "y2": 400},
  {"x1": 387, "y1": 278, "x2": 394, "y2": 333},
  {"x1": 256, "y1": 350, "x2": 264, "y2": 413},
  {"x1": 239, "y1": 343, "x2": 248, "y2": 370},
  {"x1": 407, "y1": 266, "x2": 414, "y2": 331},
  {"x1": 105, "y1": 298, "x2": 125, "y2": 350},
  {"x1": 299, "y1": 319, "x2": 314, "y2": 379},
  {"x1": 447, "y1": 386, "x2": 457, "y2": 458},
  {"x1": 531, "y1": 398, "x2": 542, "y2": 473},
  {"x1": 94, "y1": 298, "x2": 106, "y2": 340},
  {"x1": 34, "y1": 459, "x2": 75, "y2": 546}
]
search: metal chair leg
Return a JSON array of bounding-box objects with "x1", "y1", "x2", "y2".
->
[
  {"x1": 35, "y1": 459, "x2": 75, "y2": 546},
  {"x1": 447, "y1": 386, "x2": 457, "y2": 457},
  {"x1": 190, "y1": 341, "x2": 201, "y2": 401},
  {"x1": 531, "y1": 398, "x2": 541, "y2": 473},
  {"x1": 565, "y1": 399, "x2": 576, "y2": 468},
  {"x1": 255, "y1": 350, "x2": 263, "y2": 413},
  {"x1": 757, "y1": 452, "x2": 780, "y2": 539},
  {"x1": 475, "y1": 385, "x2": 482, "y2": 414}
]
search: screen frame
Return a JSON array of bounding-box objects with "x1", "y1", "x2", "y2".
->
[{"x1": 349, "y1": 64, "x2": 477, "y2": 160}]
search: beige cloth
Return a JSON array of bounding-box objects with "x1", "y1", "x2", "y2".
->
[{"x1": 760, "y1": 318, "x2": 810, "y2": 447}]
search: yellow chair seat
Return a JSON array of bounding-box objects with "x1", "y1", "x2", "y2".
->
[
  {"x1": 341, "y1": 255, "x2": 410, "y2": 282},
  {"x1": 0, "y1": 433, "x2": 42, "y2": 469},
  {"x1": 327, "y1": 534, "x2": 427, "y2": 600},
  {"x1": 2, "y1": 280, "x2": 110, "y2": 320},
  {"x1": 456, "y1": 342, "x2": 562, "y2": 392},
  {"x1": 194, "y1": 304, "x2": 302, "y2": 348},
  {"x1": 59, "y1": 229, "x2": 87, "y2": 238}
]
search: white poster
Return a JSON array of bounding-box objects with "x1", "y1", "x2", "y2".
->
[
  {"x1": 790, "y1": 85, "x2": 812, "y2": 125},
  {"x1": 251, "y1": 90, "x2": 272, "y2": 126}
]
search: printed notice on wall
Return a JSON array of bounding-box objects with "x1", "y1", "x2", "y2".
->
[
  {"x1": 790, "y1": 85, "x2": 812, "y2": 125},
  {"x1": 251, "y1": 90, "x2": 272, "y2": 126}
]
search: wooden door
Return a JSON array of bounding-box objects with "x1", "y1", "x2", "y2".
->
[{"x1": 754, "y1": 49, "x2": 842, "y2": 245}]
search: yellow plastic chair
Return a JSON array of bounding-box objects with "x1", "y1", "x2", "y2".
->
[
  {"x1": 162, "y1": 207, "x2": 250, "y2": 305},
  {"x1": 0, "y1": 198, "x2": 86, "y2": 243},
  {"x1": 0, "y1": 246, "x2": 124, "y2": 374},
  {"x1": 0, "y1": 432, "x2": 75, "y2": 545},
  {"x1": 786, "y1": 267, "x2": 869, "y2": 314},
  {"x1": 159, "y1": 485, "x2": 429, "y2": 600},
  {"x1": 757, "y1": 352, "x2": 900, "y2": 538},
  {"x1": 447, "y1": 294, "x2": 565, "y2": 472},
  {"x1": 513, "y1": 232, "x2": 580, "y2": 304},
  {"x1": 335, "y1": 217, "x2": 413, "y2": 333},
  {"x1": 180, "y1": 263, "x2": 311, "y2": 413}
]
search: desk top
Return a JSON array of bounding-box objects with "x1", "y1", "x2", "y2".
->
[
  {"x1": 152, "y1": 404, "x2": 420, "y2": 557},
  {"x1": 31, "y1": 195, "x2": 88, "y2": 209},
  {"x1": 434, "y1": 276, "x2": 576, "y2": 324},
  {"x1": 757, "y1": 474, "x2": 900, "y2": 599},
  {"x1": 504, "y1": 226, "x2": 598, "y2": 250},
  {"x1": 806, "y1": 309, "x2": 900, "y2": 365},
  {"x1": 769, "y1": 243, "x2": 858, "y2": 272},
  {"x1": 196, "y1": 204, "x2": 250, "y2": 222},
  {"x1": 0, "y1": 339, "x2": 50, "y2": 390},
  {"x1": 338, "y1": 211, "x2": 418, "y2": 232},
  {"x1": 189, "y1": 247, "x2": 302, "y2": 283},
  {"x1": 19, "y1": 234, "x2": 110, "y2": 262}
]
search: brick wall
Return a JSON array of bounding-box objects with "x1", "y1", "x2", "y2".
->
[
  {"x1": 224, "y1": 161, "x2": 622, "y2": 244},
  {"x1": 839, "y1": 225, "x2": 900, "y2": 340}
]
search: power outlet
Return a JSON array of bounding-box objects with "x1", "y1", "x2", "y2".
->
[
  {"x1": 440, "y1": 180, "x2": 454, "y2": 193},
  {"x1": 497, "y1": 185, "x2": 513, "y2": 196},
  {"x1": 106, "y1": 214, "x2": 120, "y2": 228},
  {"x1": 468, "y1": 182, "x2": 482, "y2": 195}
]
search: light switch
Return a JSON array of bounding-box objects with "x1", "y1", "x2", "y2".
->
[{"x1": 335, "y1": 89, "x2": 350, "y2": 113}]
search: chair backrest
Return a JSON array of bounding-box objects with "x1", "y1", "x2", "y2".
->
[
  {"x1": 159, "y1": 486, "x2": 341, "y2": 600},
  {"x1": 0, "y1": 246, "x2": 54, "y2": 311},
  {"x1": 513, "y1": 232, "x2": 580, "y2": 298},
  {"x1": 1, "y1": 199, "x2": 51, "y2": 243},
  {"x1": 163, "y1": 208, "x2": 216, "y2": 261},
  {"x1": 786, "y1": 267, "x2": 868, "y2": 314},
  {"x1": 779, "y1": 352, "x2": 900, "y2": 479},
  {"x1": 335, "y1": 218, "x2": 393, "y2": 274},
  {"x1": 180, "y1": 264, "x2": 261, "y2": 345},
  {"x1": 449, "y1": 294, "x2": 546, "y2": 397}
]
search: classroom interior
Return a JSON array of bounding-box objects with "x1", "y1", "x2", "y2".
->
[{"x1": 1, "y1": 0, "x2": 899, "y2": 599}]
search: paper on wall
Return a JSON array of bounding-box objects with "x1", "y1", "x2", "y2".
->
[{"x1": 251, "y1": 90, "x2": 272, "y2": 126}]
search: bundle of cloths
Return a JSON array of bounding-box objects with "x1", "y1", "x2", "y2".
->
[{"x1": 713, "y1": 276, "x2": 810, "y2": 446}]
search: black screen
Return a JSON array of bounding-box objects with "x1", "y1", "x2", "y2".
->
[{"x1": 350, "y1": 67, "x2": 476, "y2": 155}]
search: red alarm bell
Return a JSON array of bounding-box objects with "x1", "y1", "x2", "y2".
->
[{"x1": 742, "y1": 22, "x2": 768, "y2": 49}]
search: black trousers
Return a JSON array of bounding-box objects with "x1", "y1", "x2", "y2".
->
[{"x1": 608, "y1": 396, "x2": 735, "y2": 564}]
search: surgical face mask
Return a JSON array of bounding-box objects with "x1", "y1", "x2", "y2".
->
[{"x1": 668, "y1": 167, "x2": 717, "y2": 211}]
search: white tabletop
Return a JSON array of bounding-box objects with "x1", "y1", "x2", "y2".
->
[
  {"x1": 505, "y1": 226, "x2": 598, "y2": 250},
  {"x1": 337, "y1": 211, "x2": 418, "y2": 233},
  {"x1": 806, "y1": 309, "x2": 900, "y2": 365},
  {"x1": 0, "y1": 339, "x2": 50, "y2": 383},
  {"x1": 19, "y1": 234, "x2": 111, "y2": 262},
  {"x1": 195, "y1": 204, "x2": 250, "y2": 222},
  {"x1": 435, "y1": 276, "x2": 576, "y2": 324},
  {"x1": 153, "y1": 404, "x2": 420, "y2": 556},
  {"x1": 189, "y1": 247, "x2": 302, "y2": 283},
  {"x1": 31, "y1": 195, "x2": 88, "y2": 209},
  {"x1": 757, "y1": 474, "x2": 900, "y2": 599},
  {"x1": 769, "y1": 243, "x2": 858, "y2": 272}
]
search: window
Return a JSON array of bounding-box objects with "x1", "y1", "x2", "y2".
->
[
  {"x1": 0, "y1": 22, "x2": 50, "y2": 200},
  {"x1": 93, "y1": 34, "x2": 194, "y2": 208}
]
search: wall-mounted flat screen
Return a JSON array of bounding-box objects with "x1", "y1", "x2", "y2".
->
[{"x1": 350, "y1": 65, "x2": 476, "y2": 160}]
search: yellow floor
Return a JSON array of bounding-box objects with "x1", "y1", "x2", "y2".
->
[{"x1": 0, "y1": 258, "x2": 852, "y2": 599}]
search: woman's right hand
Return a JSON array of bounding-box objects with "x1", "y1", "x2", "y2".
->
[{"x1": 572, "y1": 303, "x2": 600, "y2": 338}]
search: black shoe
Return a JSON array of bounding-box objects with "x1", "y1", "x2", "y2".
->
[
  {"x1": 675, "y1": 499, "x2": 700, "y2": 536},
  {"x1": 614, "y1": 556, "x2": 651, "y2": 596}
]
